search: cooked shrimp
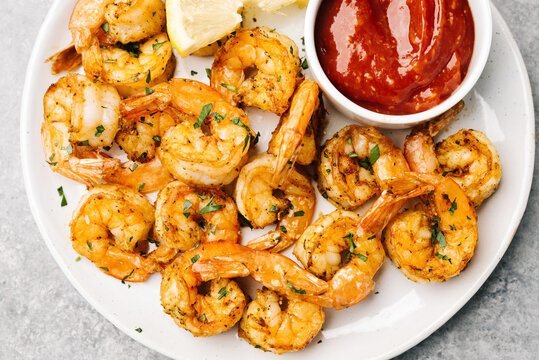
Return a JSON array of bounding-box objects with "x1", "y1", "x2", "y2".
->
[
  {"x1": 104, "y1": 156, "x2": 173, "y2": 194},
  {"x1": 42, "y1": 74, "x2": 121, "y2": 186},
  {"x1": 70, "y1": 184, "x2": 158, "y2": 281},
  {"x1": 436, "y1": 130, "x2": 502, "y2": 207},
  {"x1": 190, "y1": 230, "x2": 391, "y2": 309},
  {"x1": 160, "y1": 245, "x2": 247, "y2": 337},
  {"x1": 238, "y1": 288, "x2": 325, "y2": 354},
  {"x1": 383, "y1": 172, "x2": 478, "y2": 282},
  {"x1": 404, "y1": 101, "x2": 501, "y2": 206},
  {"x1": 267, "y1": 79, "x2": 323, "y2": 183},
  {"x1": 318, "y1": 125, "x2": 410, "y2": 210},
  {"x1": 69, "y1": 0, "x2": 166, "y2": 52},
  {"x1": 116, "y1": 107, "x2": 189, "y2": 163},
  {"x1": 151, "y1": 181, "x2": 240, "y2": 264},
  {"x1": 235, "y1": 154, "x2": 316, "y2": 252},
  {"x1": 122, "y1": 79, "x2": 253, "y2": 186},
  {"x1": 294, "y1": 210, "x2": 385, "y2": 284},
  {"x1": 210, "y1": 27, "x2": 301, "y2": 115}
]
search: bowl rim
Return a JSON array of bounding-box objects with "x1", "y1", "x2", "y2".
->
[{"x1": 304, "y1": 0, "x2": 493, "y2": 126}]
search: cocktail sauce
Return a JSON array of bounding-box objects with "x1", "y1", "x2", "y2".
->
[{"x1": 315, "y1": 0, "x2": 475, "y2": 115}]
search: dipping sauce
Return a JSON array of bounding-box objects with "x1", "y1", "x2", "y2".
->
[{"x1": 315, "y1": 0, "x2": 475, "y2": 115}]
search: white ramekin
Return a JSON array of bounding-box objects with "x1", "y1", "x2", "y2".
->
[{"x1": 304, "y1": 0, "x2": 492, "y2": 129}]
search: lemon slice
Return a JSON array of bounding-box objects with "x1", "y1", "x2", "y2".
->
[
  {"x1": 245, "y1": 0, "x2": 308, "y2": 13},
  {"x1": 166, "y1": 0, "x2": 243, "y2": 57}
]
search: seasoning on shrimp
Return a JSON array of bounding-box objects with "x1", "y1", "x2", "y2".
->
[
  {"x1": 121, "y1": 79, "x2": 253, "y2": 186},
  {"x1": 70, "y1": 184, "x2": 159, "y2": 282},
  {"x1": 267, "y1": 79, "x2": 323, "y2": 183},
  {"x1": 318, "y1": 125, "x2": 409, "y2": 210},
  {"x1": 238, "y1": 288, "x2": 325, "y2": 354},
  {"x1": 234, "y1": 154, "x2": 316, "y2": 252},
  {"x1": 42, "y1": 73, "x2": 121, "y2": 187},
  {"x1": 211, "y1": 27, "x2": 302, "y2": 115},
  {"x1": 150, "y1": 181, "x2": 240, "y2": 264}
]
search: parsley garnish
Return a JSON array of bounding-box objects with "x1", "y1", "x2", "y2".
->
[
  {"x1": 217, "y1": 287, "x2": 228, "y2": 300},
  {"x1": 152, "y1": 136, "x2": 161, "y2": 142},
  {"x1": 220, "y1": 83, "x2": 237, "y2": 92},
  {"x1": 138, "y1": 182, "x2": 145, "y2": 192},
  {"x1": 190, "y1": 70, "x2": 198, "y2": 76},
  {"x1": 145, "y1": 87, "x2": 154, "y2": 95},
  {"x1": 191, "y1": 254, "x2": 200, "y2": 263},
  {"x1": 122, "y1": 269, "x2": 134, "y2": 283},
  {"x1": 198, "y1": 195, "x2": 222, "y2": 214},
  {"x1": 435, "y1": 252, "x2": 452, "y2": 263},
  {"x1": 280, "y1": 225, "x2": 287, "y2": 233},
  {"x1": 205, "y1": 68, "x2": 211, "y2": 79},
  {"x1": 145, "y1": 70, "x2": 151, "y2": 84},
  {"x1": 101, "y1": 22, "x2": 109, "y2": 33},
  {"x1": 294, "y1": 211, "x2": 305, "y2": 217},
  {"x1": 269, "y1": 205, "x2": 278, "y2": 212},
  {"x1": 183, "y1": 199, "x2": 193, "y2": 212},
  {"x1": 86, "y1": 241, "x2": 92, "y2": 250},
  {"x1": 57, "y1": 186, "x2": 67, "y2": 207},
  {"x1": 152, "y1": 41, "x2": 165, "y2": 50},
  {"x1": 195, "y1": 103, "x2": 212, "y2": 129},
  {"x1": 129, "y1": 163, "x2": 138, "y2": 172},
  {"x1": 301, "y1": 58, "x2": 308, "y2": 69},
  {"x1": 114, "y1": 41, "x2": 141, "y2": 58},
  {"x1": 135, "y1": 328, "x2": 142, "y2": 333},
  {"x1": 286, "y1": 280, "x2": 306, "y2": 294},
  {"x1": 95, "y1": 125, "x2": 105, "y2": 137}
]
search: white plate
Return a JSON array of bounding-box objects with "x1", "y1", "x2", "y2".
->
[{"x1": 21, "y1": 1, "x2": 534, "y2": 359}]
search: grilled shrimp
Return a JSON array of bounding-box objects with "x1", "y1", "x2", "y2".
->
[
  {"x1": 234, "y1": 154, "x2": 316, "y2": 252},
  {"x1": 238, "y1": 288, "x2": 325, "y2": 354},
  {"x1": 70, "y1": 184, "x2": 158, "y2": 281},
  {"x1": 42, "y1": 74, "x2": 121, "y2": 187},
  {"x1": 121, "y1": 79, "x2": 253, "y2": 186},
  {"x1": 318, "y1": 125, "x2": 409, "y2": 210},
  {"x1": 116, "y1": 106, "x2": 189, "y2": 163},
  {"x1": 383, "y1": 172, "x2": 478, "y2": 282},
  {"x1": 404, "y1": 101, "x2": 501, "y2": 206},
  {"x1": 294, "y1": 210, "x2": 385, "y2": 283},
  {"x1": 150, "y1": 181, "x2": 240, "y2": 264},
  {"x1": 267, "y1": 79, "x2": 323, "y2": 183},
  {"x1": 189, "y1": 237, "x2": 373, "y2": 309},
  {"x1": 160, "y1": 245, "x2": 247, "y2": 337},
  {"x1": 436, "y1": 130, "x2": 501, "y2": 207},
  {"x1": 104, "y1": 156, "x2": 173, "y2": 194},
  {"x1": 210, "y1": 27, "x2": 301, "y2": 115},
  {"x1": 52, "y1": 0, "x2": 173, "y2": 96}
]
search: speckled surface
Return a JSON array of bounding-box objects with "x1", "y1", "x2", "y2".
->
[{"x1": 1, "y1": 0, "x2": 537, "y2": 359}]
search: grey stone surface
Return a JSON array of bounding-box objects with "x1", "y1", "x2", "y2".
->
[{"x1": 1, "y1": 0, "x2": 537, "y2": 359}]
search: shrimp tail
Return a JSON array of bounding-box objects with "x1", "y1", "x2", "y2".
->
[
  {"x1": 245, "y1": 230, "x2": 294, "y2": 252},
  {"x1": 46, "y1": 44, "x2": 82, "y2": 75}
]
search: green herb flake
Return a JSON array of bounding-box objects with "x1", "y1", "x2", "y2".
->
[
  {"x1": 369, "y1": 145, "x2": 380, "y2": 165},
  {"x1": 286, "y1": 280, "x2": 306, "y2": 294},
  {"x1": 436, "y1": 231, "x2": 447, "y2": 250},
  {"x1": 86, "y1": 241, "x2": 93, "y2": 250},
  {"x1": 289, "y1": 46, "x2": 294, "y2": 54},
  {"x1": 138, "y1": 182, "x2": 145, "y2": 192},
  {"x1": 99, "y1": 267, "x2": 109, "y2": 271},
  {"x1": 217, "y1": 287, "x2": 228, "y2": 300},
  {"x1": 195, "y1": 103, "x2": 213, "y2": 129},
  {"x1": 348, "y1": 152, "x2": 358, "y2": 158},
  {"x1": 435, "y1": 252, "x2": 452, "y2": 263},
  {"x1": 220, "y1": 83, "x2": 237, "y2": 92},
  {"x1": 210, "y1": 224, "x2": 217, "y2": 235},
  {"x1": 183, "y1": 199, "x2": 193, "y2": 212},
  {"x1": 301, "y1": 58, "x2": 308, "y2": 69},
  {"x1": 197, "y1": 313, "x2": 208, "y2": 323},
  {"x1": 239, "y1": 213, "x2": 253, "y2": 229},
  {"x1": 66, "y1": 143, "x2": 73, "y2": 155},
  {"x1": 280, "y1": 225, "x2": 287, "y2": 234},
  {"x1": 277, "y1": 75, "x2": 281, "y2": 82},
  {"x1": 294, "y1": 211, "x2": 305, "y2": 217},
  {"x1": 152, "y1": 135, "x2": 161, "y2": 142},
  {"x1": 205, "y1": 68, "x2": 211, "y2": 79},
  {"x1": 145, "y1": 87, "x2": 155, "y2": 95},
  {"x1": 321, "y1": 192, "x2": 328, "y2": 199},
  {"x1": 191, "y1": 254, "x2": 200, "y2": 263},
  {"x1": 75, "y1": 256, "x2": 81, "y2": 262},
  {"x1": 448, "y1": 198, "x2": 458, "y2": 215},
  {"x1": 145, "y1": 70, "x2": 151, "y2": 84},
  {"x1": 129, "y1": 163, "x2": 138, "y2": 172},
  {"x1": 122, "y1": 269, "x2": 134, "y2": 283},
  {"x1": 198, "y1": 195, "x2": 222, "y2": 214},
  {"x1": 57, "y1": 186, "x2": 68, "y2": 206},
  {"x1": 101, "y1": 22, "x2": 109, "y2": 33},
  {"x1": 95, "y1": 125, "x2": 105, "y2": 137},
  {"x1": 104, "y1": 59, "x2": 117, "y2": 63},
  {"x1": 190, "y1": 70, "x2": 198, "y2": 76},
  {"x1": 152, "y1": 41, "x2": 166, "y2": 50},
  {"x1": 135, "y1": 328, "x2": 142, "y2": 333}
]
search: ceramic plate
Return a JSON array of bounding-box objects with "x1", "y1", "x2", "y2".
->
[{"x1": 21, "y1": 1, "x2": 534, "y2": 359}]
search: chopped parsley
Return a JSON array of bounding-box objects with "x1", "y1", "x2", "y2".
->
[
  {"x1": 435, "y1": 252, "x2": 452, "y2": 263},
  {"x1": 280, "y1": 225, "x2": 287, "y2": 234},
  {"x1": 183, "y1": 199, "x2": 193, "y2": 212},
  {"x1": 210, "y1": 224, "x2": 217, "y2": 235},
  {"x1": 198, "y1": 195, "x2": 222, "y2": 214},
  {"x1": 195, "y1": 103, "x2": 212, "y2": 129},
  {"x1": 191, "y1": 254, "x2": 200, "y2": 263},
  {"x1": 57, "y1": 186, "x2": 67, "y2": 207},
  {"x1": 190, "y1": 70, "x2": 198, "y2": 76},
  {"x1": 205, "y1": 68, "x2": 211, "y2": 79},
  {"x1": 152, "y1": 41, "x2": 166, "y2": 50},
  {"x1": 145, "y1": 87, "x2": 155, "y2": 95},
  {"x1": 348, "y1": 152, "x2": 358, "y2": 158},
  {"x1": 301, "y1": 58, "x2": 308, "y2": 69},
  {"x1": 220, "y1": 83, "x2": 237, "y2": 92},
  {"x1": 129, "y1": 163, "x2": 138, "y2": 172},
  {"x1": 286, "y1": 280, "x2": 306, "y2": 294},
  {"x1": 135, "y1": 328, "x2": 142, "y2": 333},
  {"x1": 138, "y1": 182, "x2": 145, "y2": 192},
  {"x1": 101, "y1": 22, "x2": 109, "y2": 33},
  {"x1": 152, "y1": 136, "x2": 161, "y2": 142},
  {"x1": 114, "y1": 41, "x2": 141, "y2": 58},
  {"x1": 122, "y1": 269, "x2": 134, "y2": 283},
  {"x1": 239, "y1": 213, "x2": 253, "y2": 229},
  {"x1": 217, "y1": 287, "x2": 228, "y2": 300},
  {"x1": 145, "y1": 70, "x2": 151, "y2": 84},
  {"x1": 294, "y1": 211, "x2": 305, "y2": 217},
  {"x1": 269, "y1": 205, "x2": 278, "y2": 212},
  {"x1": 95, "y1": 125, "x2": 105, "y2": 137}
]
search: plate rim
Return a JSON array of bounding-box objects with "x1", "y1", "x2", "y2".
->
[{"x1": 20, "y1": 2, "x2": 535, "y2": 359}]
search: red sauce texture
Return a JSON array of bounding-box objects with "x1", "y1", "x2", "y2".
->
[{"x1": 315, "y1": 0, "x2": 475, "y2": 115}]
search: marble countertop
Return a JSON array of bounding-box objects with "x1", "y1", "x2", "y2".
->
[{"x1": 2, "y1": 0, "x2": 537, "y2": 359}]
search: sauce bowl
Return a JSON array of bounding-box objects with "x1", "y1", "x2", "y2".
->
[{"x1": 304, "y1": 0, "x2": 493, "y2": 129}]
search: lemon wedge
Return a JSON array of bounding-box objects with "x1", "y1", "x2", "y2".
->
[
  {"x1": 166, "y1": 0, "x2": 243, "y2": 57},
  {"x1": 245, "y1": 0, "x2": 309, "y2": 13}
]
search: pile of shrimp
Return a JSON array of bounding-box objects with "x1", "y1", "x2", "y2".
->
[{"x1": 40, "y1": 1, "x2": 502, "y2": 354}]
